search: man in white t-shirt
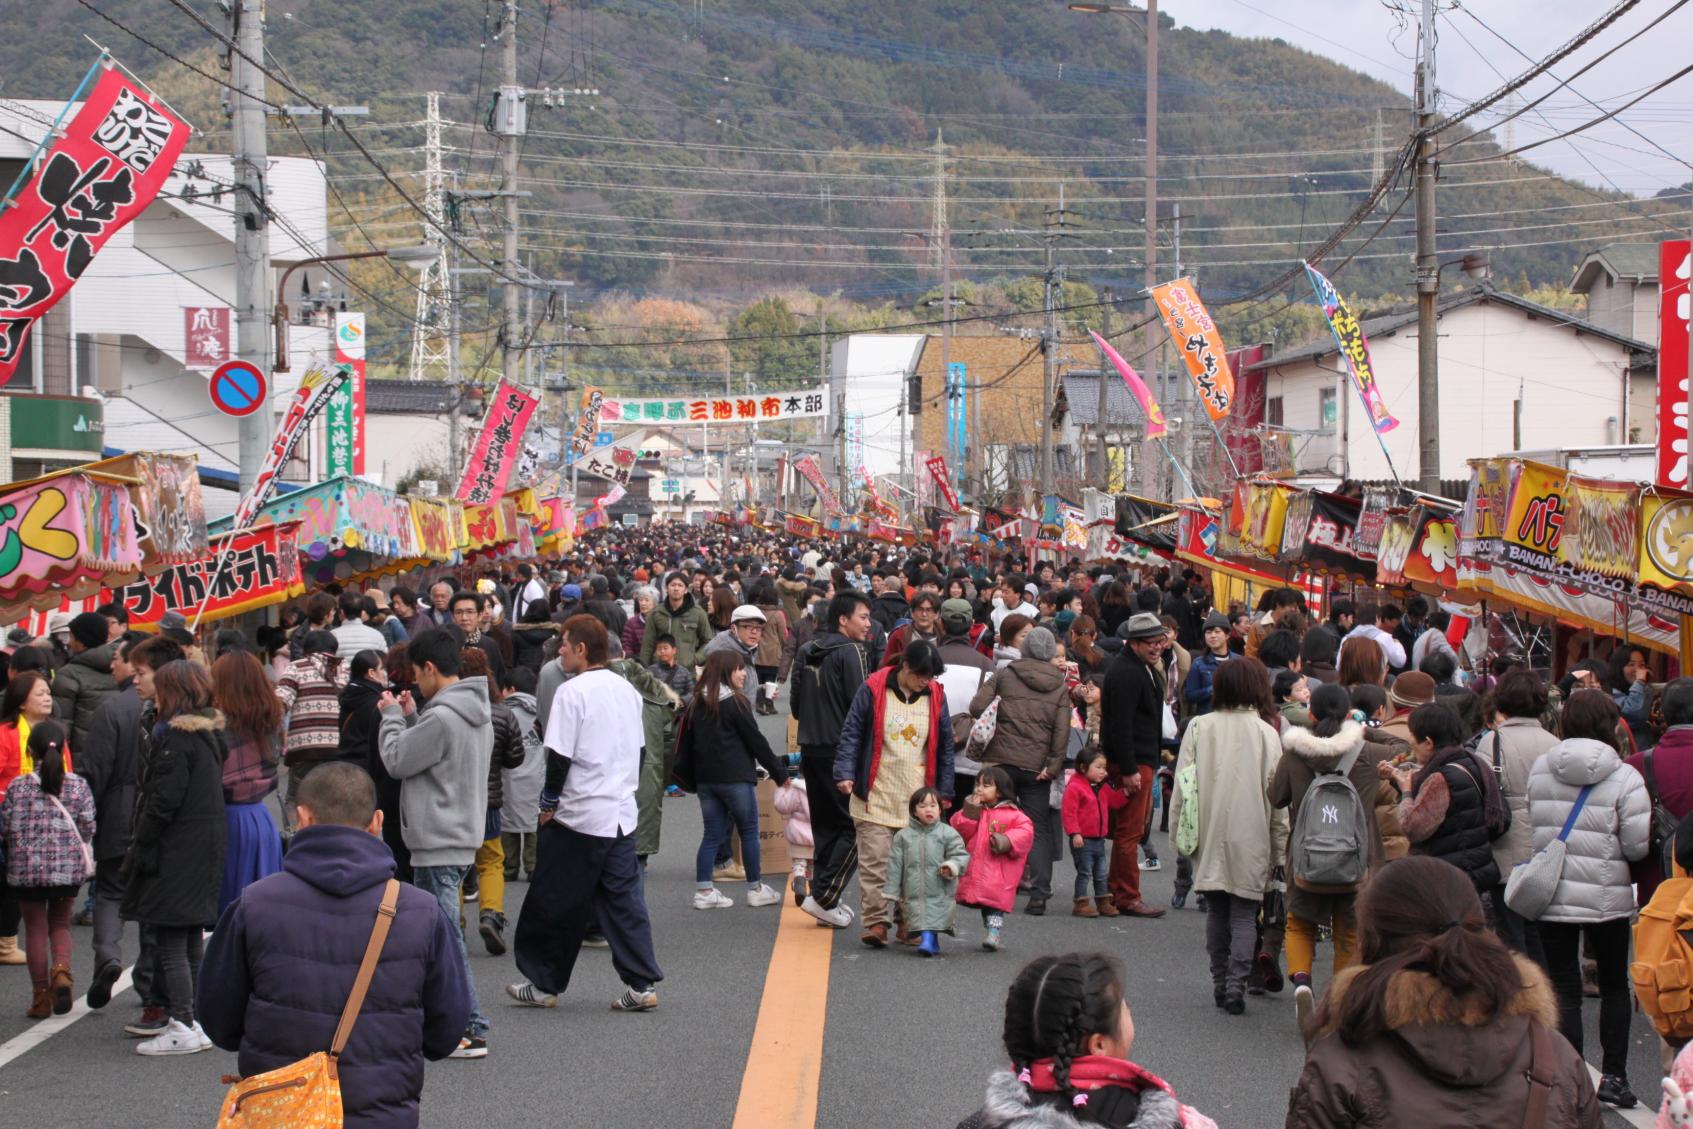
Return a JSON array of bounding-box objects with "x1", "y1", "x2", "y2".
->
[
  {"x1": 331, "y1": 590, "x2": 389, "y2": 660},
  {"x1": 506, "y1": 614, "x2": 664, "y2": 1013},
  {"x1": 989, "y1": 574, "x2": 1040, "y2": 633}
]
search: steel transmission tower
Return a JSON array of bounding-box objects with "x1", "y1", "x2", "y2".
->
[{"x1": 408, "y1": 92, "x2": 452, "y2": 382}]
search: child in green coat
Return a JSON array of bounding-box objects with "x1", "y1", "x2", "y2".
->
[{"x1": 887, "y1": 787, "x2": 970, "y2": 956}]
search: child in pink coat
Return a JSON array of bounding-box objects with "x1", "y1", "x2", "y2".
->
[
  {"x1": 772, "y1": 777, "x2": 813, "y2": 906},
  {"x1": 950, "y1": 765, "x2": 1034, "y2": 952}
]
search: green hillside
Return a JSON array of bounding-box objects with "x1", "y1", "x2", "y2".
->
[{"x1": 1, "y1": 0, "x2": 1682, "y2": 378}]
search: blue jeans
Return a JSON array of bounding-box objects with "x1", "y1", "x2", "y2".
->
[
  {"x1": 1072, "y1": 837, "x2": 1109, "y2": 899},
  {"x1": 696, "y1": 782, "x2": 760, "y2": 886},
  {"x1": 412, "y1": 863, "x2": 489, "y2": 1039}
]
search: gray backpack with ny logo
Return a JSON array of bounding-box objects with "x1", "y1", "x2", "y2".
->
[{"x1": 1289, "y1": 747, "x2": 1369, "y2": 893}]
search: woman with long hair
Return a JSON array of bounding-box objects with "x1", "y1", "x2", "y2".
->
[
  {"x1": 1288, "y1": 856, "x2": 1599, "y2": 1126},
  {"x1": 749, "y1": 578, "x2": 791, "y2": 716},
  {"x1": 672, "y1": 649, "x2": 788, "y2": 911},
  {"x1": 1337, "y1": 636, "x2": 1386, "y2": 689},
  {"x1": 1167, "y1": 657, "x2": 1288, "y2": 1014},
  {"x1": 273, "y1": 628, "x2": 347, "y2": 831},
  {"x1": 1522, "y1": 689, "x2": 1650, "y2": 1109},
  {"x1": 0, "y1": 671, "x2": 63, "y2": 968},
  {"x1": 343, "y1": 648, "x2": 410, "y2": 880},
  {"x1": 0, "y1": 719, "x2": 94, "y2": 1018},
  {"x1": 210, "y1": 652, "x2": 283, "y2": 916},
  {"x1": 708, "y1": 584, "x2": 739, "y2": 633},
  {"x1": 1068, "y1": 615, "x2": 1105, "y2": 681},
  {"x1": 124, "y1": 660, "x2": 227, "y2": 1055}
]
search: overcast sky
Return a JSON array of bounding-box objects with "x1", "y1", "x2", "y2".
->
[{"x1": 1168, "y1": 0, "x2": 1693, "y2": 196}]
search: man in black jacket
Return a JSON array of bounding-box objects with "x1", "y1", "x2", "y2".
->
[
  {"x1": 584, "y1": 576, "x2": 628, "y2": 638},
  {"x1": 1099, "y1": 613, "x2": 1169, "y2": 919},
  {"x1": 869, "y1": 571, "x2": 910, "y2": 635},
  {"x1": 791, "y1": 590, "x2": 872, "y2": 928}
]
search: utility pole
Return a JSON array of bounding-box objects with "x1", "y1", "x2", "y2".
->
[
  {"x1": 498, "y1": 0, "x2": 523, "y2": 385},
  {"x1": 1041, "y1": 234, "x2": 1058, "y2": 498},
  {"x1": 231, "y1": 0, "x2": 271, "y2": 494},
  {"x1": 1414, "y1": 0, "x2": 1441, "y2": 494}
]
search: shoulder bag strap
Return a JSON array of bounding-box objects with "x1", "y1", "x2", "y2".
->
[
  {"x1": 1334, "y1": 745, "x2": 1362, "y2": 778},
  {"x1": 330, "y1": 878, "x2": 400, "y2": 1059},
  {"x1": 1556, "y1": 785, "x2": 1594, "y2": 844},
  {"x1": 1647, "y1": 746, "x2": 1661, "y2": 805},
  {"x1": 1520, "y1": 1022, "x2": 1555, "y2": 1129}
]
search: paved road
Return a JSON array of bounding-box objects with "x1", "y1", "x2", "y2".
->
[{"x1": 0, "y1": 705, "x2": 1663, "y2": 1127}]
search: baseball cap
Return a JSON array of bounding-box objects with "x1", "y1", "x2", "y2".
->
[
  {"x1": 4, "y1": 627, "x2": 32, "y2": 648},
  {"x1": 561, "y1": 583, "x2": 582, "y2": 600},
  {"x1": 731, "y1": 605, "x2": 768, "y2": 625},
  {"x1": 940, "y1": 598, "x2": 974, "y2": 633}
]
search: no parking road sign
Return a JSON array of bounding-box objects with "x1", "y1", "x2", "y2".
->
[{"x1": 208, "y1": 360, "x2": 268, "y2": 418}]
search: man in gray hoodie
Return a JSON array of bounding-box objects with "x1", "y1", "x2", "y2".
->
[{"x1": 378, "y1": 627, "x2": 494, "y2": 1059}]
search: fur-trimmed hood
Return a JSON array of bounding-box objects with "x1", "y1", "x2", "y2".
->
[
  {"x1": 167, "y1": 708, "x2": 225, "y2": 733},
  {"x1": 971, "y1": 1070, "x2": 1184, "y2": 1129},
  {"x1": 1281, "y1": 719, "x2": 1365, "y2": 772},
  {"x1": 1316, "y1": 953, "x2": 1558, "y2": 1086}
]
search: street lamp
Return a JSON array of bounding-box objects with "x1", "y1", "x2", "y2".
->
[
  {"x1": 1438, "y1": 251, "x2": 1492, "y2": 284},
  {"x1": 272, "y1": 244, "x2": 436, "y2": 371}
]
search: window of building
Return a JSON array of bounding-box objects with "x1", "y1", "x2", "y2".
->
[
  {"x1": 1319, "y1": 387, "x2": 1337, "y2": 429},
  {"x1": 1266, "y1": 395, "x2": 1284, "y2": 427}
]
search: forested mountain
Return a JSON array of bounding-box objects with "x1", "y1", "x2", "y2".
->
[{"x1": 1, "y1": 0, "x2": 1682, "y2": 380}]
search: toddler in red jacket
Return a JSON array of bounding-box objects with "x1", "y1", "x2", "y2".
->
[
  {"x1": 1062, "y1": 748, "x2": 1128, "y2": 919},
  {"x1": 950, "y1": 767, "x2": 1034, "y2": 953}
]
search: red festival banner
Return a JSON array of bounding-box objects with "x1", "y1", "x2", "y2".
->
[
  {"x1": 794, "y1": 454, "x2": 842, "y2": 516},
  {"x1": 0, "y1": 65, "x2": 191, "y2": 379},
  {"x1": 925, "y1": 454, "x2": 959, "y2": 513},
  {"x1": 457, "y1": 380, "x2": 539, "y2": 504},
  {"x1": 115, "y1": 523, "x2": 303, "y2": 628},
  {"x1": 1658, "y1": 240, "x2": 1691, "y2": 488},
  {"x1": 232, "y1": 363, "x2": 348, "y2": 530}
]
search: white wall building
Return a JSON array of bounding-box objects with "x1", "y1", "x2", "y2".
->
[
  {"x1": 829, "y1": 334, "x2": 924, "y2": 480},
  {"x1": 1248, "y1": 285, "x2": 1656, "y2": 487}
]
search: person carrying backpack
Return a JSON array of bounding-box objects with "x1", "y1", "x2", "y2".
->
[
  {"x1": 1270, "y1": 684, "x2": 1384, "y2": 1044},
  {"x1": 1633, "y1": 809, "x2": 1693, "y2": 1075},
  {"x1": 1166, "y1": 657, "x2": 1287, "y2": 1016}
]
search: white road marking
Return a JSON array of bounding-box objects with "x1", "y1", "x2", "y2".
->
[{"x1": 0, "y1": 965, "x2": 135, "y2": 1071}]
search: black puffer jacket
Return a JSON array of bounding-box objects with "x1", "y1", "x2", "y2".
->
[
  {"x1": 1100, "y1": 650, "x2": 1165, "y2": 772},
  {"x1": 485, "y1": 699, "x2": 527, "y2": 811},
  {"x1": 871, "y1": 590, "x2": 910, "y2": 634},
  {"x1": 78, "y1": 684, "x2": 144, "y2": 862},
  {"x1": 123, "y1": 709, "x2": 228, "y2": 927},
  {"x1": 51, "y1": 641, "x2": 118, "y2": 750},
  {"x1": 791, "y1": 631, "x2": 869, "y2": 752},
  {"x1": 1401, "y1": 745, "x2": 1501, "y2": 891}
]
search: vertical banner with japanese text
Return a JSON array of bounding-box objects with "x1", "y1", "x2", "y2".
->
[
  {"x1": 1658, "y1": 240, "x2": 1691, "y2": 488},
  {"x1": 569, "y1": 385, "x2": 605, "y2": 459},
  {"x1": 457, "y1": 379, "x2": 539, "y2": 504},
  {"x1": 0, "y1": 64, "x2": 191, "y2": 379},
  {"x1": 1150, "y1": 277, "x2": 1234, "y2": 420},
  {"x1": 793, "y1": 454, "x2": 841, "y2": 516},
  {"x1": 327, "y1": 312, "x2": 366, "y2": 478},
  {"x1": 1304, "y1": 261, "x2": 1398, "y2": 434},
  {"x1": 925, "y1": 454, "x2": 959, "y2": 512},
  {"x1": 183, "y1": 306, "x2": 229, "y2": 369},
  {"x1": 232, "y1": 364, "x2": 348, "y2": 529}
]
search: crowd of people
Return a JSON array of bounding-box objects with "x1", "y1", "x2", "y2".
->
[{"x1": 0, "y1": 520, "x2": 1687, "y2": 1127}]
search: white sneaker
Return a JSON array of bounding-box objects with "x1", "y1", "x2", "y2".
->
[
  {"x1": 1294, "y1": 984, "x2": 1316, "y2": 1048},
  {"x1": 693, "y1": 888, "x2": 735, "y2": 910},
  {"x1": 745, "y1": 883, "x2": 782, "y2": 907},
  {"x1": 135, "y1": 1019, "x2": 209, "y2": 1056},
  {"x1": 191, "y1": 1020, "x2": 213, "y2": 1050},
  {"x1": 505, "y1": 981, "x2": 556, "y2": 1008},
  {"x1": 1140, "y1": 858, "x2": 1162, "y2": 871},
  {"x1": 800, "y1": 895, "x2": 853, "y2": 928}
]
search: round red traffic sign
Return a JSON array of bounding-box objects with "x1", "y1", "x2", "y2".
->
[{"x1": 208, "y1": 360, "x2": 267, "y2": 417}]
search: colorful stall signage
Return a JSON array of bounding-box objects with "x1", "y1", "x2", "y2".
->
[
  {"x1": 0, "y1": 65, "x2": 191, "y2": 380},
  {"x1": 1150, "y1": 277, "x2": 1234, "y2": 420},
  {"x1": 224, "y1": 477, "x2": 420, "y2": 563},
  {"x1": 569, "y1": 385, "x2": 605, "y2": 457},
  {"x1": 115, "y1": 452, "x2": 207, "y2": 567},
  {"x1": 1238, "y1": 481, "x2": 1291, "y2": 559},
  {"x1": 1375, "y1": 511, "x2": 1420, "y2": 586},
  {"x1": 1639, "y1": 493, "x2": 1693, "y2": 591},
  {"x1": 1404, "y1": 515, "x2": 1459, "y2": 590},
  {"x1": 599, "y1": 390, "x2": 826, "y2": 426},
  {"x1": 1560, "y1": 476, "x2": 1640, "y2": 580},
  {"x1": 1502, "y1": 460, "x2": 1568, "y2": 560},
  {"x1": 1278, "y1": 490, "x2": 1377, "y2": 581},
  {"x1": 117, "y1": 523, "x2": 302, "y2": 627},
  {"x1": 326, "y1": 312, "x2": 366, "y2": 478},
  {"x1": 1175, "y1": 507, "x2": 1289, "y2": 589},
  {"x1": 232, "y1": 363, "x2": 347, "y2": 530},
  {"x1": 784, "y1": 513, "x2": 822, "y2": 538},
  {"x1": 409, "y1": 497, "x2": 456, "y2": 561},
  {"x1": 1304, "y1": 261, "x2": 1398, "y2": 434},
  {"x1": 1658, "y1": 240, "x2": 1691, "y2": 489},
  {"x1": 1089, "y1": 331, "x2": 1166, "y2": 439},
  {"x1": 0, "y1": 474, "x2": 144, "y2": 620},
  {"x1": 578, "y1": 444, "x2": 636, "y2": 486},
  {"x1": 183, "y1": 306, "x2": 229, "y2": 369},
  {"x1": 457, "y1": 380, "x2": 538, "y2": 504}
]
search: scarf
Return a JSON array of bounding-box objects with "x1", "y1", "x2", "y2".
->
[{"x1": 1018, "y1": 1055, "x2": 1217, "y2": 1129}]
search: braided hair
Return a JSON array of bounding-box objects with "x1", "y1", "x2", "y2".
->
[{"x1": 1002, "y1": 952, "x2": 1125, "y2": 1116}]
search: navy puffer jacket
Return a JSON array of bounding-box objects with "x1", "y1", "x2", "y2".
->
[{"x1": 197, "y1": 824, "x2": 472, "y2": 1129}]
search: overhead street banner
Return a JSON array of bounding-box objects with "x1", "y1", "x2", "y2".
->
[
  {"x1": 1658, "y1": 239, "x2": 1691, "y2": 488},
  {"x1": 458, "y1": 379, "x2": 539, "y2": 504},
  {"x1": 599, "y1": 390, "x2": 827, "y2": 426}
]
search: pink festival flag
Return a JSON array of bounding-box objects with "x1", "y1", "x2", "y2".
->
[
  {"x1": 1089, "y1": 331, "x2": 1167, "y2": 440},
  {"x1": 457, "y1": 380, "x2": 539, "y2": 504}
]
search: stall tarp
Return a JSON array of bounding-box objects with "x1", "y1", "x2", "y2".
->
[
  {"x1": 1114, "y1": 495, "x2": 1178, "y2": 553},
  {"x1": 1277, "y1": 490, "x2": 1377, "y2": 584},
  {"x1": 116, "y1": 522, "x2": 304, "y2": 628},
  {"x1": 409, "y1": 498, "x2": 457, "y2": 561},
  {"x1": 1561, "y1": 476, "x2": 1640, "y2": 581},
  {"x1": 0, "y1": 473, "x2": 144, "y2": 623},
  {"x1": 215, "y1": 477, "x2": 423, "y2": 563},
  {"x1": 1176, "y1": 508, "x2": 1292, "y2": 589}
]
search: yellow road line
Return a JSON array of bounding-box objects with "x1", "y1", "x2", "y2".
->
[{"x1": 730, "y1": 902, "x2": 836, "y2": 1129}]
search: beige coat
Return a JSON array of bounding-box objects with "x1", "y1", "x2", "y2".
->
[{"x1": 1168, "y1": 707, "x2": 1288, "y2": 899}]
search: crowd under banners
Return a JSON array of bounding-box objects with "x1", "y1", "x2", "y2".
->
[
  {"x1": 232, "y1": 363, "x2": 348, "y2": 530},
  {"x1": 1088, "y1": 331, "x2": 1166, "y2": 439},
  {"x1": 599, "y1": 390, "x2": 827, "y2": 426},
  {"x1": 925, "y1": 454, "x2": 959, "y2": 512},
  {"x1": 793, "y1": 454, "x2": 841, "y2": 516},
  {"x1": 117, "y1": 522, "x2": 302, "y2": 628},
  {"x1": 569, "y1": 385, "x2": 606, "y2": 457},
  {"x1": 1657, "y1": 240, "x2": 1691, "y2": 488},
  {"x1": 578, "y1": 444, "x2": 637, "y2": 486},
  {"x1": 1304, "y1": 262, "x2": 1398, "y2": 436},
  {"x1": 458, "y1": 380, "x2": 539, "y2": 505},
  {"x1": 0, "y1": 63, "x2": 191, "y2": 380},
  {"x1": 326, "y1": 312, "x2": 367, "y2": 478},
  {"x1": 183, "y1": 306, "x2": 230, "y2": 369},
  {"x1": 1151, "y1": 278, "x2": 1234, "y2": 420}
]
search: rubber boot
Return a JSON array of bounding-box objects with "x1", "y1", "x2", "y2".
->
[{"x1": 918, "y1": 930, "x2": 940, "y2": 957}]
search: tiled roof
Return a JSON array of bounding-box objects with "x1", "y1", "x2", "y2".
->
[{"x1": 365, "y1": 379, "x2": 462, "y2": 414}]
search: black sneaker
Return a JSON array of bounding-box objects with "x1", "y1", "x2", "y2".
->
[
  {"x1": 1024, "y1": 897, "x2": 1047, "y2": 917},
  {"x1": 1213, "y1": 985, "x2": 1227, "y2": 1009},
  {"x1": 1170, "y1": 890, "x2": 1187, "y2": 910},
  {"x1": 1596, "y1": 1074, "x2": 1638, "y2": 1109},
  {"x1": 87, "y1": 958, "x2": 123, "y2": 1009},
  {"x1": 462, "y1": 871, "x2": 480, "y2": 902},
  {"x1": 1223, "y1": 992, "x2": 1245, "y2": 1015},
  {"x1": 479, "y1": 911, "x2": 506, "y2": 956},
  {"x1": 581, "y1": 932, "x2": 610, "y2": 950}
]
